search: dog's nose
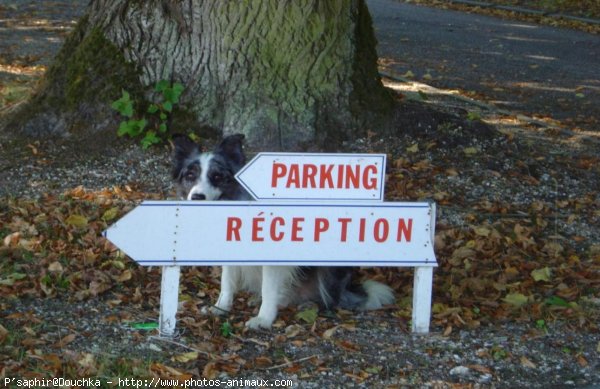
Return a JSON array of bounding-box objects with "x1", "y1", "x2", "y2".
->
[{"x1": 191, "y1": 193, "x2": 206, "y2": 200}]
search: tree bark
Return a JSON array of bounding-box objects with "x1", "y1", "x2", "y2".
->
[{"x1": 9, "y1": 0, "x2": 392, "y2": 150}]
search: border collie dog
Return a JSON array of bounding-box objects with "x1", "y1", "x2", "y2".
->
[{"x1": 172, "y1": 134, "x2": 395, "y2": 329}]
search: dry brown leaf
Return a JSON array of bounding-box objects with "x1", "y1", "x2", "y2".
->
[
  {"x1": 53, "y1": 333, "x2": 76, "y2": 348},
  {"x1": 322, "y1": 325, "x2": 339, "y2": 340},
  {"x1": 48, "y1": 261, "x2": 63, "y2": 273},
  {"x1": 254, "y1": 356, "x2": 273, "y2": 368},
  {"x1": 520, "y1": 355, "x2": 537, "y2": 368}
]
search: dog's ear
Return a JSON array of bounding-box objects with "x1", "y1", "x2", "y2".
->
[
  {"x1": 215, "y1": 133, "x2": 246, "y2": 168},
  {"x1": 172, "y1": 134, "x2": 201, "y2": 155},
  {"x1": 171, "y1": 134, "x2": 201, "y2": 179}
]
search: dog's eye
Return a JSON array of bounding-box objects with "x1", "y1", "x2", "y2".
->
[
  {"x1": 211, "y1": 173, "x2": 223, "y2": 183},
  {"x1": 184, "y1": 171, "x2": 196, "y2": 181}
]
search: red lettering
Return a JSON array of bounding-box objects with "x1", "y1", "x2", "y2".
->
[
  {"x1": 363, "y1": 165, "x2": 378, "y2": 190},
  {"x1": 338, "y1": 218, "x2": 352, "y2": 242},
  {"x1": 270, "y1": 217, "x2": 285, "y2": 241},
  {"x1": 374, "y1": 218, "x2": 389, "y2": 242},
  {"x1": 314, "y1": 218, "x2": 329, "y2": 241},
  {"x1": 358, "y1": 218, "x2": 366, "y2": 242},
  {"x1": 291, "y1": 217, "x2": 304, "y2": 241},
  {"x1": 302, "y1": 164, "x2": 318, "y2": 188},
  {"x1": 337, "y1": 165, "x2": 344, "y2": 188},
  {"x1": 286, "y1": 164, "x2": 300, "y2": 188},
  {"x1": 345, "y1": 165, "x2": 360, "y2": 189},
  {"x1": 226, "y1": 217, "x2": 242, "y2": 241},
  {"x1": 397, "y1": 218, "x2": 413, "y2": 242},
  {"x1": 319, "y1": 164, "x2": 334, "y2": 188},
  {"x1": 252, "y1": 217, "x2": 264, "y2": 242},
  {"x1": 272, "y1": 163, "x2": 287, "y2": 187}
]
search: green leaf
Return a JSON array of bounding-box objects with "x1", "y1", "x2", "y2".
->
[
  {"x1": 129, "y1": 119, "x2": 147, "y2": 136},
  {"x1": 535, "y1": 319, "x2": 546, "y2": 329},
  {"x1": 159, "y1": 112, "x2": 167, "y2": 121},
  {"x1": 162, "y1": 100, "x2": 173, "y2": 113},
  {"x1": 172, "y1": 82, "x2": 184, "y2": 99},
  {"x1": 155, "y1": 80, "x2": 169, "y2": 92},
  {"x1": 502, "y1": 292, "x2": 528, "y2": 307},
  {"x1": 130, "y1": 322, "x2": 159, "y2": 330},
  {"x1": 111, "y1": 90, "x2": 134, "y2": 117},
  {"x1": 220, "y1": 321, "x2": 233, "y2": 338},
  {"x1": 147, "y1": 104, "x2": 159, "y2": 114},
  {"x1": 531, "y1": 267, "x2": 552, "y2": 282},
  {"x1": 117, "y1": 121, "x2": 132, "y2": 137},
  {"x1": 163, "y1": 82, "x2": 184, "y2": 104},
  {"x1": 295, "y1": 307, "x2": 318, "y2": 324},
  {"x1": 158, "y1": 123, "x2": 167, "y2": 133},
  {"x1": 545, "y1": 296, "x2": 569, "y2": 307},
  {"x1": 141, "y1": 130, "x2": 160, "y2": 149}
]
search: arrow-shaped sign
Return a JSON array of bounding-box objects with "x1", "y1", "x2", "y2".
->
[
  {"x1": 235, "y1": 153, "x2": 386, "y2": 201},
  {"x1": 103, "y1": 201, "x2": 437, "y2": 267}
]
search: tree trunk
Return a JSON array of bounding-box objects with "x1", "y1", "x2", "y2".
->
[{"x1": 9, "y1": 0, "x2": 392, "y2": 150}]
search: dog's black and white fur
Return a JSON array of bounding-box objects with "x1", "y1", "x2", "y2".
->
[{"x1": 172, "y1": 134, "x2": 395, "y2": 329}]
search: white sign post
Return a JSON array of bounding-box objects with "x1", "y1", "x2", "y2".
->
[{"x1": 103, "y1": 153, "x2": 437, "y2": 336}]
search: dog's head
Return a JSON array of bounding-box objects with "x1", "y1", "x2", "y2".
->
[{"x1": 172, "y1": 134, "x2": 247, "y2": 200}]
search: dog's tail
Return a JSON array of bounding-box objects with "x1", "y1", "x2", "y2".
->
[
  {"x1": 315, "y1": 268, "x2": 395, "y2": 310},
  {"x1": 338, "y1": 279, "x2": 395, "y2": 310}
]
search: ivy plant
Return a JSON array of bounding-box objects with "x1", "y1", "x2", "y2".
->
[{"x1": 111, "y1": 81, "x2": 184, "y2": 148}]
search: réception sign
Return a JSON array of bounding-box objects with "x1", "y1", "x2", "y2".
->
[
  {"x1": 103, "y1": 201, "x2": 436, "y2": 267},
  {"x1": 235, "y1": 153, "x2": 386, "y2": 201}
]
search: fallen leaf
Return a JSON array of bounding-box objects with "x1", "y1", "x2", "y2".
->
[
  {"x1": 3, "y1": 232, "x2": 21, "y2": 247},
  {"x1": 101, "y1": 207, "x2": 119, "y2": 221},
  {"x1": 337, "y1": 340, "x2": 360, "y2": 352},
  {"x1": 48, "y1": 261, "x2": 63, "y2": 273},
  {"x1": 295, "y1": 307, "x2": 317, "y2": 324},
  {"x1": 0, "y1": 324, "x2": 8, "y2": 342},
  {"x1": 322, "y1": 326, "x2": 339, "y2": 340},
  {"x1": 577, "y1": 355, "x2": 588, "y2": 367},
  {"x1": 53, "y1": 333, "x2": 76, "y2": 348},
  {"x1": 202, "y1": 362, "x2": 219, "y2": 379},
  {"x1": 254, "y1": 356, "x2": 273, "y2": 368},
  {"x1": 285, "y1": 324, "x2": 304, "y2": 338},
  {"x1": 463, "y1": 147, "x2": 478, "y2": 156},
  {"x1": 65, "y1": 214, "x2": 88, "y2": 228},
  {"x1": 520, "y1": 355, "x2": 537, "y2": 368},
  {"x1": 406, "y1": 144, "x2": 419, "y2": 153},
  {"x1": 503, "y1": 293, "x2": 528, "y2": 308},
  {"x1": 117, "y1": 269, "x2": 132, "y2": 282},
  {"x1": 474, "y1": 227, "x2": 491, "y2": 237},
  {"x1": 531, "y1": 267, "x2": 551, "y2": 282},
  {"x1": 172, "y1": 352, "x2": 198, "y2": 363}
]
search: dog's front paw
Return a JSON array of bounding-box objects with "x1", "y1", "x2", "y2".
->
[
  {"x1": 245, "y1": 316, "x2": 273, "y2": 330},
  {"x1": 201, "y1": 305, "x2": 228, "y2": 316}
]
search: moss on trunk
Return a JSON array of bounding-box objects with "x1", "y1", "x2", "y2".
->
[{"x1": 7, "y1": 0, "x2": 394, "y2": 150}]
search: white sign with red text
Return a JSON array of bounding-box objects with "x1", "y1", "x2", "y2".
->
[
  {"x1": 235, "y1": 153, "x2": 387, "y2": 201},
  {"x1": 103, "y1": 201, "x2": 436, "y2": 267}
]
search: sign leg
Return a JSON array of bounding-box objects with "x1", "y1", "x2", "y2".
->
[
  {"x1": 412, "y1": 266, "x2": 433, "y2": 333},
  {"x1": 159, "y1": 265, "x2": 181, "y2": 337}
]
